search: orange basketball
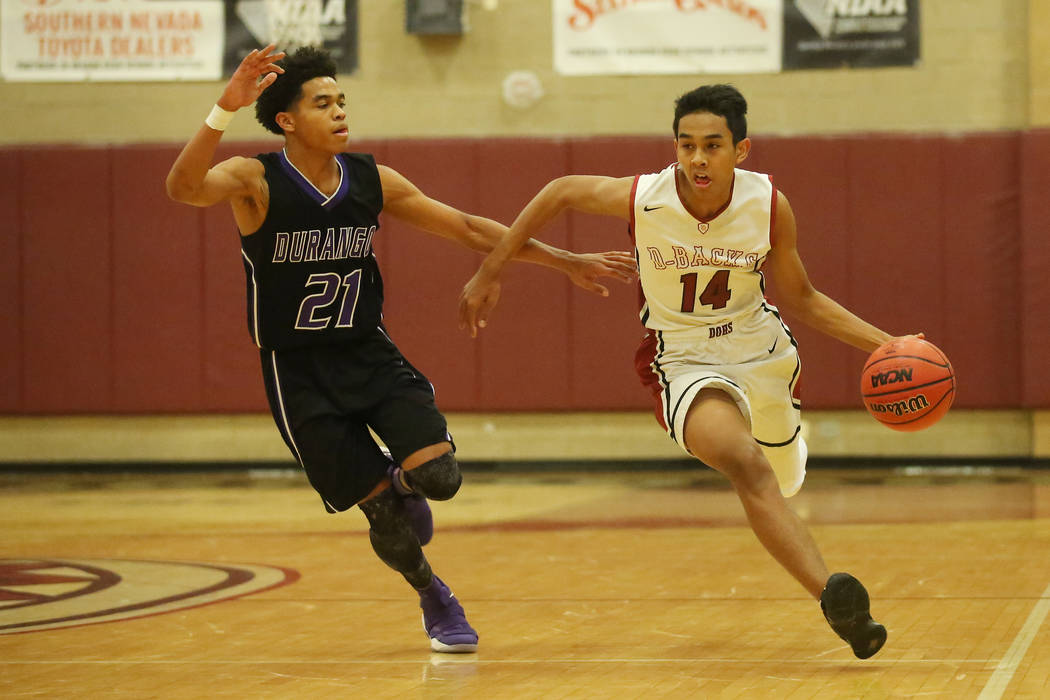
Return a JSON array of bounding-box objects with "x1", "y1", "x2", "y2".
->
[{"x1": 860, "y1": 337, "x2": 956, "y2": 432}]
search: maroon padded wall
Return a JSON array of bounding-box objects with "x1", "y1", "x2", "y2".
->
[
  {"x1": 379, "y1": 139, "x2": 482, "y2": 411},
  {"x1": 473, "y1": 139, "x2": 574, "y2": 411},
  {"x1": 747, "y1": 137, "x2": 855, "y2": 406},
  {"x1": 111, "y1": 146, "x2": 205, "y2": 411},
  {"x1": 1, "y1": 130, "x2": 1045, "y2": 415},
  {"x1": 939, "y1": 133, "x2": 1022, "y2": 408},
  {"x1": 567, "y1": 137, "x2": 671, "y2": 409},
  {"x1": 21, "y1": 148, "x2": 113, "y2": 412},
  {"x1": 1020, "y1": 130, "x2": 1050, "y2": 408},
  {"x1": 0, "y1": 150, "x2": 21, "y2": 411}
]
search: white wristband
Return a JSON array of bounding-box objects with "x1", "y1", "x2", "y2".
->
[{"x1": 205, "y1": 104, "x2": 235, "y2": 131}]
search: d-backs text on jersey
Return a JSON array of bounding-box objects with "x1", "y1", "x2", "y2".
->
[{"x1": 644, "y1": 244, "x2": 761, "y2": 271}]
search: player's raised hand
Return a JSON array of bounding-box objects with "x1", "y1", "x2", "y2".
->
[
  {"x1": 565, "y1": 250, "x2": 636, "y2": 296},
  {"x1": 218, "y1": 45, "x2": 286, "y2": 111},
  {"x1": 458, "y1": 269, "x2": 501, "y2": 338}
]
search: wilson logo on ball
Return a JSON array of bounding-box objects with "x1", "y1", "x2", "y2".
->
[{"x1": 866, "y1": 394, "x2": 930, "y2": 416}]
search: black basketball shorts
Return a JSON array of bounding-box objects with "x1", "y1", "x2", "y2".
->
[{"x1": 259, "y1": 327, "x2": 451, "y2": 512}]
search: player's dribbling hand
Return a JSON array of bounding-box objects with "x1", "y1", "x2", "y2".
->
[
  {"x1": 566, "y1": 250, "x2": 636, "y2": 296},
  {"x1": 218, "y1": 44, "x2": 286, "y2": 112},
  {"x1": 458, "y1": 270, "x2": 501, "y2": 338}
]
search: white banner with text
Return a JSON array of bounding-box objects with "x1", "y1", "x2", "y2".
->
[
  {"x1": 553, "y1": 0, "x2": 783, "y2": 76},
  {"x1": 1, "y1": 0, "x2": 224, "y2": 82}
]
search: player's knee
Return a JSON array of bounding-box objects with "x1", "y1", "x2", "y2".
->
[
  {"x1": 359, "y1": 490, "x2": 424, "y2": 572},
  {"x1": 358, "y1": 489, "x2": 405, "y2": 533},
  {"x1": 405, "y1": 451, "x2": 461, "y2": 501},
  {"x1": 716, "y1": 441, "x2": 777, "y2": 493},
  {"x1": 367, "y1": 527, "x2": 424, "y2": 573}
]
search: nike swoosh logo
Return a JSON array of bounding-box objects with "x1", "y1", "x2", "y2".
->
[
  {"x1": 767, "y1": 338, "x2": 778, "y2": 354},
  {"x1": 643, "y1": 205, "x2": 663, "y2": 212}
]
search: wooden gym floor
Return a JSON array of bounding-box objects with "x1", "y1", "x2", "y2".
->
[{"x1": 1, "y1": 465, "x2": 1048, "y2": 699}]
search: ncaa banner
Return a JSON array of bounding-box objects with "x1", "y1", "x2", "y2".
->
[
  {"x1": 783, "y1": 0, "x2": 919, "y2": 69},
  {"x1": 222, "y1": 0, "x2": 357, "y2": 75},
  {"x1": 553, "y1": 0, "x2": 783, "y2": 76},
  {"x1": 0, "y1": 0, "x2": 223, "y2": 82}
]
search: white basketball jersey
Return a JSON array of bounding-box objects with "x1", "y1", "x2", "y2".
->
[{"x1": 631, "y1": 164, "x2": 775, "y2": 332}]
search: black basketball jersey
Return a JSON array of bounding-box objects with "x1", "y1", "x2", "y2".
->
[{"x1": 240, "y1": 150, "x2": 384, "y2": 350}]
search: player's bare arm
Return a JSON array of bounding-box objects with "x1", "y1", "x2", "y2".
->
[
  {"x1": 765, "y1": 192, "x2": 896, "y2": 353},
  {"x1": 165, "y1": 46, "x2": 284, "y2": 222},
  {"x1": 458, "y1": 175, "x2": 634, "y2": 336},
  {"x1": 379, "y1": 166, "x2": 635, "y2": 291}
]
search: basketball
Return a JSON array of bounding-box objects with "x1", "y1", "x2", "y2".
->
[{"x1": 860, "y1": 337, "x2": 955, "y2": 432}]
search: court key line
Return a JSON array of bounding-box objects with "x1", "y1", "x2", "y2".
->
[{"x1": 977, "y1": 580, "x2": 1050, "y2": 700}]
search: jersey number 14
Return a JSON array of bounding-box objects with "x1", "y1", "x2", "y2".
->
[{"x1": 679, "y1": 270, "x2": 731, "y2": 312}]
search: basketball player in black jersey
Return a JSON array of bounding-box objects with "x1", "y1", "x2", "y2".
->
[{"x1": 165, "y1": 45, "x2": 635, "y2": 653}]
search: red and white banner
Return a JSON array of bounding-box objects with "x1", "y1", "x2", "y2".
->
[
  {"x1": 553, "y1": 0, "x2": 783, "y2": 75},
  {"x1": 1, "y1": 0, "x2": 223, "y2": 82}
]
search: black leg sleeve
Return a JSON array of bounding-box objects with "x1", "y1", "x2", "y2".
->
[{"x1": 358, "y1": 489, "x2": 432, "y2": 589}]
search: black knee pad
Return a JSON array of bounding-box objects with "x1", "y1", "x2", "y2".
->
[
  {"x1": 359, "y1": 490, "x2": 425, "y2": 575},
  {"x1": 405, "y1": 451, "x2": 461, "y2": 501}
]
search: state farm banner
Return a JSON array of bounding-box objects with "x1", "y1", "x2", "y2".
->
[
  {"x1": 1, "y1": 0, "x2": 223, "y2": 82},
  {"x1": 553, "y1": 0, "x2": 783, "y2": 76},
  {"x1": 783, "y1": 0, "x2": 919, "y2": 69}
]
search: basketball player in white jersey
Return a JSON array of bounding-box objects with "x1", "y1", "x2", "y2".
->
[{"x1": 459, "y1": 84, "x2": 914, "y2": 659}]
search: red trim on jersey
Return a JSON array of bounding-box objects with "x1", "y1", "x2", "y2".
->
[
  {"x1": 629, "y1": 174, "x2": 646, "y2": 317},
  {"x1": 768, "y1": 175, "x2": 778, "y2": 249},
  {"x1": 674, "y1": 166, "x2": 734, "y2": 223},
  {"x1": 633, "y1": 332, "x2": 668, "y2": 431},
  {"x1": 627, "y1": 174, "x2": 641, "y2": 245}
]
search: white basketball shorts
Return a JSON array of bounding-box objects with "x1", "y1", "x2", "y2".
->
[{"x1": 635, "y1": 313, "x2": 807, "y2": 497}]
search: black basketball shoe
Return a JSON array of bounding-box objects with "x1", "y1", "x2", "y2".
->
[{"x1": 820, "y1": 572, "x2": 887, "y2": 659}]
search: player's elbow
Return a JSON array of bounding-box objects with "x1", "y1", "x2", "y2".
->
[
  {"x1": 548, "y1": 175, "x2": 607, "y2": 214},
  {"x1": 547, "y1": 177, "x2": 578, "y2": 208},
  {"x1": 776, "y1": 283, "x2": 817, "y2": 316},
  {"x1": 165, "y1": 171, "x2": 194, "y2": 204},
  {"x1": 460, "y1": 215, "x2": 497, "y2": 252},
  {"x1": 165, "y1": 166, "x2": 212, "y2": 206}
]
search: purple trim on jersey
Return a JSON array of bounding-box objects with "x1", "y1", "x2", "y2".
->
[
  {"x1": 268, "y1": 351, "x2": 305, "y2": 466},
  {"x1": 278, "y1": 149, "x2": 350, "y2": 210},
  {"x1": 240, "y1": 249, "x2": 262, "y2": 348}
]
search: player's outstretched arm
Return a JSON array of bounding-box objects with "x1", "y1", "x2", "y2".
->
[
  {"x1": 457, "y1": 175, "x2": 634, "y2": 336},
  {"x1": 766, "y1": 192, "x2": 905, "y2": 353},
  {"x1": 165, "y1": 45, "x2": 284, "y2": 208},
  {"x1": 379, "y1": 166, "x2": 636, "y2": 292}
]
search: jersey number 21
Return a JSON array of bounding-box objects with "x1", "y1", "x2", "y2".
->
[{"x1": 295, "y1": 271, "x2": 362, "y2": 330}]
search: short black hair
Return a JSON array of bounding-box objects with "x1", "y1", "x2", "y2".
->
[
  {"x1": 672, "y1": 84, "x2": 748, "y2": 144},
  {"x1": 255, "y1": 46, "x2": 338, "y2": 135}
]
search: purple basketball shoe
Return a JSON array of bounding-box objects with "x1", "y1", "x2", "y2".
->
[{"x1": 419, "y1": 576, "x2": 478, "y2": 653}]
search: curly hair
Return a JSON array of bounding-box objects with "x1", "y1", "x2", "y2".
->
[
  {"x1": 672, "y1": 84, "x2": 748, "y2": 144},
  {"x1": 255, "y1": 46, "x2": 338, "y2": 135}
]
